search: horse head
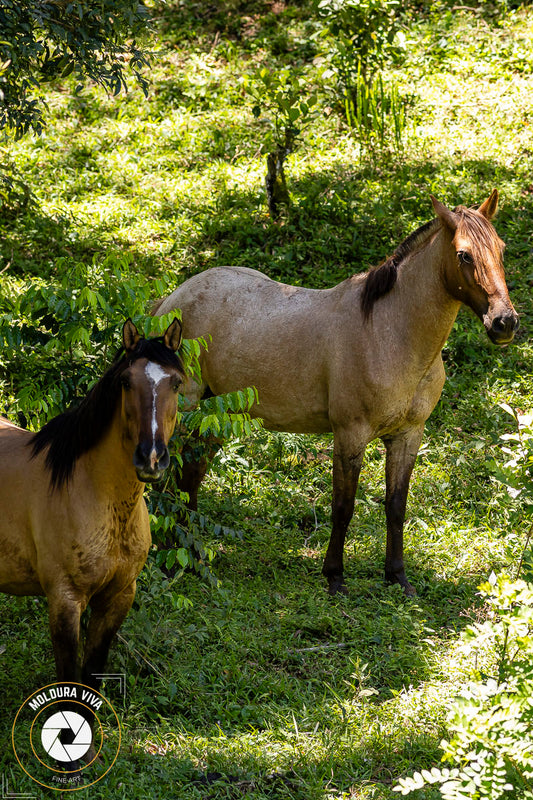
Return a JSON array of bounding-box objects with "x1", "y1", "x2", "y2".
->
[
  {"x1": 121, "y1": 319, "x2": 184, "y2": 482},
  {"x1": 432, "y1": 190, "x2": 519, "y2": 344}
]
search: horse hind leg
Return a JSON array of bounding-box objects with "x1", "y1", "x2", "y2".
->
[
  {"x1": 173, "y1": 385, "x2": 222, "y2": 518},
  {"x1": 176, "y1": 441, "x2": 213, "y2": 514}
]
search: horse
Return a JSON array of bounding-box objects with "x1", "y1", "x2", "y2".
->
[
  {"x1": 154, "y1": 191, "x2": 518, "y2": 596},
  {"x1": 0, "y1": 319, "x2": 183, "y2": 705}
]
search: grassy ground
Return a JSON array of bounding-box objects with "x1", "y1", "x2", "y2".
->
[{"x1": 0, "y1": 2, "x2": 533, "y2": 798}]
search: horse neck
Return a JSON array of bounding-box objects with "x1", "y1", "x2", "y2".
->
[
  {"x1": 79, "y1": 407, "x2": 144, "y2": 507},
  {"x1": 386, "y1": 226, "x2": 461, "y2": 368}
]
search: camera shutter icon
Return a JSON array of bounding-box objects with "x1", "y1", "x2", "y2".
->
[{"x1": 41, "y1": 710, "x2": 92, "y2": 762}]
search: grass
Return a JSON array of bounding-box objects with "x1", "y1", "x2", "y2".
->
[{"x1": 1, "y1": 2, "x2": 533, "y2": 798}]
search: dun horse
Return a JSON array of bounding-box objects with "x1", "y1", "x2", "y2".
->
[
  {"x1": 0, "y1": 319, "x2": 183, "y2": 700},
  {"x1": 155, "y1": 192, "x2": 518, "y2": 595}
]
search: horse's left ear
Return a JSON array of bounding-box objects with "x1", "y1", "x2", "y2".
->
[
  {"x1": 163, "y1": 318, "x2": 182, "y2": 352},
  {"x1": 123, "y1": 319, "x2": 141, "y2": 354},
  {"x1": 431, "y1": 196, "x2": 458, "y2": 232},
  {"x1": 477, "y1": 189, "x2": 499, "y2": 220}
]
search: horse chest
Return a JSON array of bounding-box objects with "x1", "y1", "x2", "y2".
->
[
  {"x1": 66, "y1": 501, "x2": 148, "y2": 577},
  {"x1": 372, "y1": 360, "x2": 445, "y2": 436}
]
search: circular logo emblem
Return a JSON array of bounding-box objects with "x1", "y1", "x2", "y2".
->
[
  {"x1": 12, "y1": 682, "x2": 121, "y2": 791},
  {"x1": 41, "y1": 710, "x2": 93, "y2": 763}
]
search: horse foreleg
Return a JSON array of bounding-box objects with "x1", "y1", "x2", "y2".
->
[
  {"x1": 48, "y1": 594, "x2": 88, "y2": 771},
  {"x1": 322, "y1": 429, "x2": 366, "y2": 595},
  {"x1": 383, "y1": 426, "x2": 425, "y2": 596},
  {"x1": 48, "y1": 594, "x2": 83, "y2": 683},
  {"x1": 81, "y1": 582, "x2": 137, "y2": 693}
]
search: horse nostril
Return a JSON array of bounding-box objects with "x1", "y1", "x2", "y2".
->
[
  {"x1": 491, "y1": 313, "x2": 519, "y2": 340},
  {"x1": 133, "y1": 442, "x2": 170, "y2": 476},
  {"x1": 158, "y1": 447, "x2": 170, "y2": 471},
  {"x1": 133, "y1": 444, "x2": 148, "y2": 470}
]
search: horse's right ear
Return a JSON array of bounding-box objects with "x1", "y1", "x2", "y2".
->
[
  {"x1": 163, "y1": 318, "x2": 182, "y2": 352},
  {"x1": 123, "y1": 319, "x2": 141, "y2": 354},
  {"x1": 431, "y1": 196, "x2": 458, "y2": 232}
]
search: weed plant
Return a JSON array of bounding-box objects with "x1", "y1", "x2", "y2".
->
[{"x1": 0, "y1": 3, "x2": 532, "y2": 799}]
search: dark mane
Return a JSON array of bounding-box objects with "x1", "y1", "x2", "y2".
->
[
  {"x1": 361, "y1": 218, "x2": 439, "y2": 320},
  {"x1": 30, "y1": 335, "x2": 184, "y2": 491}
]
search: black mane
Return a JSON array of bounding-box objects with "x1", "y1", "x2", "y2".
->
[
  {"x1": 360, "y1": 218, "x2": 438, "y2": 320},
  {"x1": 30, "y1": 335, "x2": 184, "y2": 490}
]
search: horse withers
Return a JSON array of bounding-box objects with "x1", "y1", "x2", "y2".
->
[
  {"x1": 155, "y1": 191, "x2": 518, "y2": 596},
  {"x1": 0, "y1": 319, "x2": 183, "y2": 756}
]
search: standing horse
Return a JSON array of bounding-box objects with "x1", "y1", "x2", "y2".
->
[
  {"x1": 155, "y1": 192, "x2": 518, "y2": 595},
  {"x1": 0, "y1": 319, "x2": 183, "y2": 697}
]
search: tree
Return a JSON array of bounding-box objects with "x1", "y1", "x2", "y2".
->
[{"x1": 0, "y1": 0, "x2": 152, "y2": 139}]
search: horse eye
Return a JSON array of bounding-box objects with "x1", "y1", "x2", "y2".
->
[
  {"x1": 171, "y1": 379, "x2": 182, "y2": 393},
  {"x1": 458, "y1": 250, "x2": 473, "y2": 264},
  {"x1": 121, "y1": 376, "x2": 131, "y2": 390}
]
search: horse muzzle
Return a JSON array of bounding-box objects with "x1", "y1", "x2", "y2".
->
[
  {"x1": 133, "y1": 441, "x2": 170, "y2": 483},
  {"x1": 485, "y1": 310, "x2": 519, "y2": 345}
]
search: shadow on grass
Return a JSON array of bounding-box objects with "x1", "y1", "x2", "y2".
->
[
  {"x1": 3, "y1": 144, "x2": 533, "y2": 294},
  {"x1": 156, "y1": 0, "x2": 318, "y2": 58},
  {"x1": 156, "y1": 151, "x2": 533, "y2": 289}
]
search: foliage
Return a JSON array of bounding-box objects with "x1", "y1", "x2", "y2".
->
[
  {"x1": 247, "y1": 68, "x2": 319, "y2": 158},
  {"x1": 316, "y1": 0, "x2": 405, "y2": 89},
  {"x1": 246, "y1": 67, "x2": 318, "y2": 217},
  {"x1": 394, "y1": 574, "x2": 533, "y2": 800},
  {"x1": 0, "y1": 0, "x2": 152, "y2": 138},
  {"x1": 0, "y1": 253, "x2": 167, "y2": 422},
  {"x1": 313, "y1": 0, "x2": 410, "y2": 148},
  {"x1": 345, "y1": 69, "x2": 407, "y2": 152},
  {"x1": 0, "y1": 150, "x2": 33, "y2": 215},
  {"x1": 395, "y1": 404, "x2": 533, "y2": 799},
  {"x1": 493, "y1": 404, "x2": 533, "y2": 513},
  {"x1": 490, "y1": 404, "x2": 533, "y2": 581}
]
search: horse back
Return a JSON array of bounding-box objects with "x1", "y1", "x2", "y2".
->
[{"x1": 158, "y1": 267, "x2": 349, "y2": 432}]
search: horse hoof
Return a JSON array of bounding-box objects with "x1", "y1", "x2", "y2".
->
[
  {"x1": 385, "y1": 572, "x2": 416, "y2": 597},
  {"x1": 327, "y1": 577, "x2": 348, "y2": 596}
]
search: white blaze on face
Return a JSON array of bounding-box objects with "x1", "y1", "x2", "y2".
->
[{"x1": 145, "y1": 361, "x2": 168, "y2": 465}]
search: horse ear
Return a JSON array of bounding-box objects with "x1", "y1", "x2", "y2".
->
[
  {"x1": 123, "y1": 319, "x2": 140, "y2": 354},
  {"x1": 477, "y1": 189, "x2": 499, "y2": 220},
  {"x1": 431, "y1": 196, "x2": 458, "y2": 232},
  {"x1": 163, "y1": 318, "x2": 182, "y2": 352}
]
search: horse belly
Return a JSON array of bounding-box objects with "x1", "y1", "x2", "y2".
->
[
  {"x1": 255, "y1": 402, "x2": 332, "y2": 434},
  {"x1": 204, "y1": 332, "x2": 332, "y2": 434},
  {"x1": 0, "y1": 533, "x2": 44, "y2": 596}
]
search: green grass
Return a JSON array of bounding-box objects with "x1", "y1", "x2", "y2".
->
[{"x1": 1, "y1": 2, "x2": 533, "y2": 798}]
